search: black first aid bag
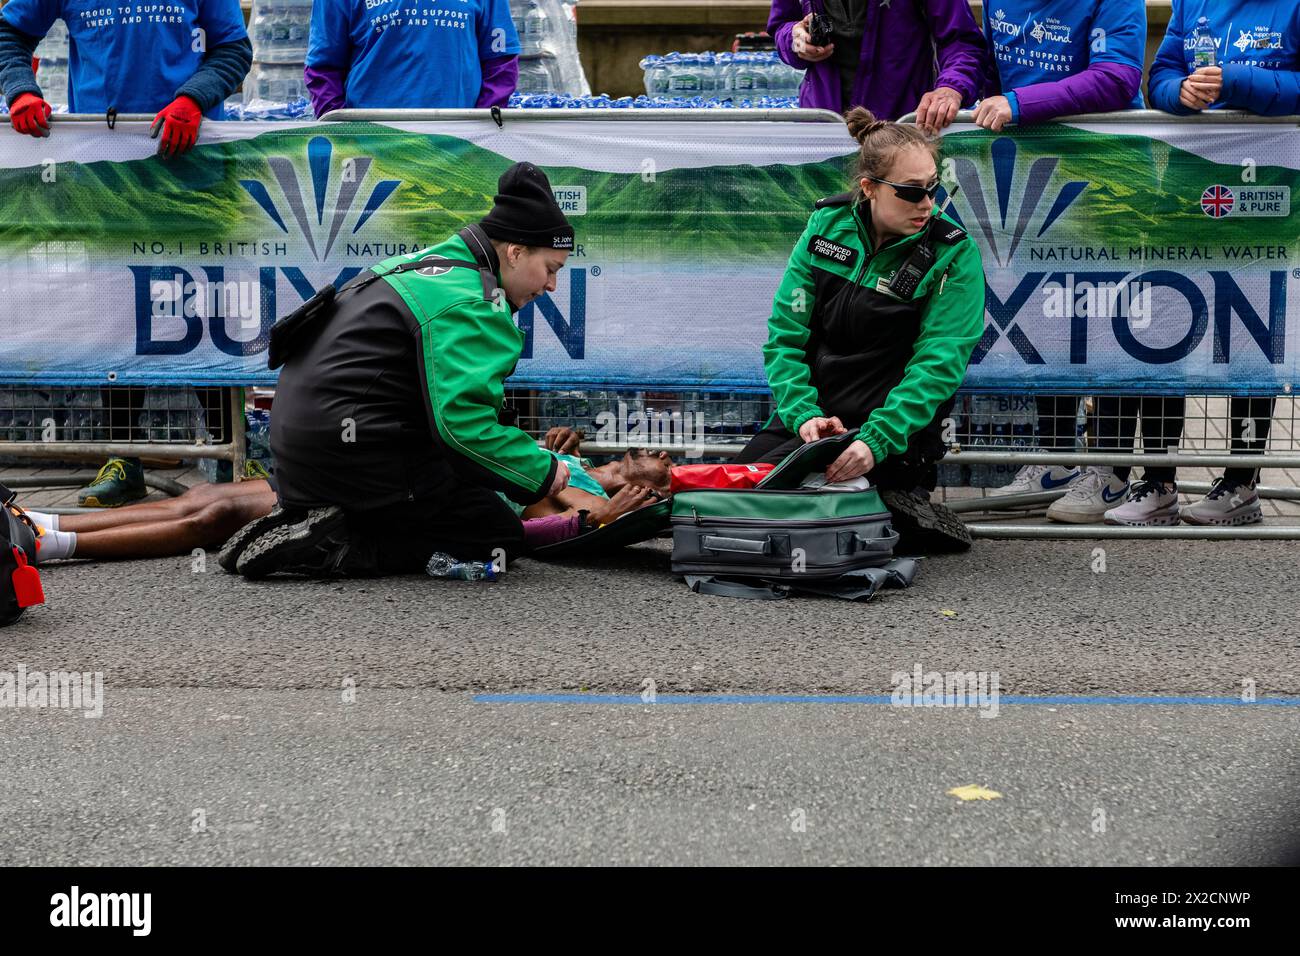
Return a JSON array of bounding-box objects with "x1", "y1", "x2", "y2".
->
[{"x1": 670, "y1": 435, "x2": 917, "y2": 601}]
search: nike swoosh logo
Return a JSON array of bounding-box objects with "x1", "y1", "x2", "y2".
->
[
  {"x1": 1041, "y1": 472, "x2": 1078, "y2": 489},
  {"x1": 1101, "y1": 486, "x2": 1128, "y2": 503}
]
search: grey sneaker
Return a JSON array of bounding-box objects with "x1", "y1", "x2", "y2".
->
[
  {"x1": 1181, "y1": 478, "x2": 1263, "y2": 526},
  {"x1": 1104, "y1": 480, "x2": 1180, "y2": 527}
]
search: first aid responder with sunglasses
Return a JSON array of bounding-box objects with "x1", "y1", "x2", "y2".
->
[{"x1": 734, "y1": 107, "x2": 986, "y2": 552}]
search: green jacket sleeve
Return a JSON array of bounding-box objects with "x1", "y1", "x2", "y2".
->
[
  {"x1": 857, "y1": 240, "x2": 985, "y2": 462},
  {"x1": 762, "y1": 217, "x2": 826, "y2": 436},
  {"x1": 419, "y1": 295, "x2": 558, "y2": 505}
]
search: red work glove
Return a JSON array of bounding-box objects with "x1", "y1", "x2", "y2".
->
[
  {"x1": 150, "y1": 95, "x2": 203, "y2": 158},
  {"x1": 9, "y1": 92, "x2": 52, "y2": 138}
]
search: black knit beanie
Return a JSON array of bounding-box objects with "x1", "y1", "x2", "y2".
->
[{"x1": 479, "y1": 162, "x2": 575, "y2": 251}]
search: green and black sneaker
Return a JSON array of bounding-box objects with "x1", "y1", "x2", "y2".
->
[{"x1": 77, "y1": 457, "x2": 148, "y2": 508}]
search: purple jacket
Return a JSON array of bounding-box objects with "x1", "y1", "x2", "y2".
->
[
  {"x1": 304, "y1": 55, "x2": 519, "y2": 117},
  {"x1": 768, "y1": 0, "x2": 985, "y2": 118}
]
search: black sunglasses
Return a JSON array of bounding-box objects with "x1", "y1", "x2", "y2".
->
[{"x1": 867, "y1": 176, "x2": 941, "y2": 203}]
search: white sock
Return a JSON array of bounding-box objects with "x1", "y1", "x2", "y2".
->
[
  {"x1": 35, "y1": 529, "x2": 76, "y2": 563},
  {"x1": 23, "y1": 510, "x2": 59, "y2": 531}
]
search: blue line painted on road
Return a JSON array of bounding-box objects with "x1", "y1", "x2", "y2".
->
[{"x1": 474, "y1": 693, "x2": 1300, "y2": 706}]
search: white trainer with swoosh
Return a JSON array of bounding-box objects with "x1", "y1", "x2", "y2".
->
[{"x1": 1046, "y1": 466, "x2": 1130, "y2": 524}]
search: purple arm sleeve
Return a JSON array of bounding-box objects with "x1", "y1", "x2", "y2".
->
[
  {"x1": 979, "y1": 21, "x2": 1002, "y2": 100},
  {"x1": 927, "y1": 0, "x2": 986, "y2": 106},
  {"x1": 1012, "y1": 62, "x2": 1142, "y2": 125},
  {"x1": 521, "y1": 512, "x2": 584, "y2": 549},
  {"x1": 476, "y1": 55, "x2": 518, "y2": 108},
  {"x1": 768, "y1": 0, "x2": 810, "y2": 69},
  {"x1": 304, "y1": 64, "x2": 346, "y2": 117}
]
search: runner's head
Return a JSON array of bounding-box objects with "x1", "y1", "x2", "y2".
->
[
  {"x1": 623, "y1": 448, "x2": 674, "y2": 494},
  {"x1": 480, "y1": 162, "x2": 574, "y2": 308},
  {"x1": 844, "y1": 107, "x2": 941, "y2": 241}
]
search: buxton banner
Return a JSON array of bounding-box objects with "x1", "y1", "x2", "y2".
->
[{"x1": 0, "y1": 116, "x2": 1295, "y2": 392}]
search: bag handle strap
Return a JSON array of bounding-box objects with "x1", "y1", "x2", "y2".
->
[
  {"x1": 701, "y1": 534, "x2": 775, "y2": 555},
  {"x1": 685, "y1": 575, "x2": 788, "y2": 601}
]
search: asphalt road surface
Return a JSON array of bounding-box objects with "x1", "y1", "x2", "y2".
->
[{"x1": 4, "y1": 538, "x2": 1299, "y2": 865}]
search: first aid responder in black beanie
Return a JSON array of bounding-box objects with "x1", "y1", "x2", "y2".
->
[{"x1": 227, "y1": 162, "x2": 576, "y2": 578}]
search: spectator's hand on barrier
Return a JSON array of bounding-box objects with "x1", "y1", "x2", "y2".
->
[
  {"x1": 9, "y1": 93, "x2": 52, "y2": 138},
  {"x1": 543, "y1": 426, "x2": 584, "y2": 455},
  {"x1": 1189, "y1": 66, "x2": 1222, "y2": 102},
  {"x1": 587, "y1": 484, "x2": 657, "y2": 527},
  {"x1": 792, "y1": 14, "x2": 834, "y2": 62},
  {"x1": 1185, "y1": 77, "x2": 1211, "y2": 110},
  {"x1": 798, "y1": 416, "x2": 848, "y2": 443},
  {"x1": 547, "y1": 459, "x2": 571, "y2": 497},
  {"x1": 973, "y1": 95, "x2": 1013, "y2": 132},
  {"x1": 915, "y1": 87, "x2": 963, "y2": 133},
  {"x1": 150, "y1": 96, "x2": 203, "y2": 158},
  {"x1": 825, "y1": 439, "x2": 875, "y2": 484}
]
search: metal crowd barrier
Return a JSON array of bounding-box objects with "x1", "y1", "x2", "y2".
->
[
  {"x1": 317, "y1": 107, "x2": 847, "y2": 123},
  {"x1": 0, "y1": 386, "x2": 248, "y2": 472},
  {"x1": 897, "y1": 108, "x2": 1300, "y2": 125}
]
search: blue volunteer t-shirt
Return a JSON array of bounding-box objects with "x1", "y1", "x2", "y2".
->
[
  {"x1": 1162, "y1": 0, "x2": 1300, "y2": 107},
  {"x1": 984, "y1": 0, "x2": 1145, "y2": 110},
  {"x1": 0, "y1": 0, "x2": 247, "y2": 116},
  {"x1": 308, "y1": 0, "x2": 521, "y2": 109}
]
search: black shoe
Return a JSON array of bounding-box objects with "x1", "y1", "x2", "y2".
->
[
  {"x1": 235, "y1": 505, "x2": 353, "y2": 579},
  {"x1": 881, "y1": 488, "x2": 972, "y2": 554},
  {"x1": 216, "y1": 504, "x2": 303, "y2": 574}
]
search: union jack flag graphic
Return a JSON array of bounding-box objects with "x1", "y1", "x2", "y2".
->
[{"x1": 1201, "y1": 184, "x2": 1234, "y2": 218}]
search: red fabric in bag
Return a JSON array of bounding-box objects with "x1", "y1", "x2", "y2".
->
[{"x1": 669, "y1": 463, "x2": 774, "y2": 493}]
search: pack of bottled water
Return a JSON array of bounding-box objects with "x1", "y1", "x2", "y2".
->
[
  {"x1": 62, "y1": 389, "x2": 107, "y2": 442},
  {"x1": 136, "y1": 388, "x2": 209, "y2": 444},
  {"x1": 245, "y1": 0, "x2": 314, "y2": 113},
  {"x1": 33, "y1": 20, "x2": 70, "y2": 110},
  {"x1": 251, "y1": 1, "x2": 314, "y2": 63},
  {"x1": 640, "y1": 51, "x2": 801, "y2": 101},
  {"x1": 507, "y1": 93, "x2": 799, "y2": 109},
  {"x1": 952, "y1": 394, "x2": 1040, "y2": 489},
  {"x1": 0, "y1": 388, "x2": 54, "y2": 443},
  {"x1": 511, "y1": 0, "x2": 590, "y2": 96},
  {"x1": 244, "y1": 62, "x2": 312, "y2": 113}
]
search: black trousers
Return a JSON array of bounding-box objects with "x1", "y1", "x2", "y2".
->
[
  {"x1": 1093, "y1": 395, "x2": 1185, "y2": 483},
  {"x1": 350, "y1": 485, "x2": 525, "y2": 575},
  {"x1": 1095, "y1": 395, "x2": 1274, "y2": 485},
  {"x1": 1036, "y1": 395, "x2": 1080, "y2": 454},
  {"x1": 734, "y1": 422, "x2": 938, "y2": 492},
  {"x1": 275, "y1": 464, "x2": 526, "y2": 575}
]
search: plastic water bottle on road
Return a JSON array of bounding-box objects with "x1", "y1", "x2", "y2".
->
[{"x1": 426, "y1": 553, "x2": 500, "y2": 581}]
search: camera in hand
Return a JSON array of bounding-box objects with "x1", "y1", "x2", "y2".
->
[{"x1": 807, "y1": 13, "x2": 833, "y2": 48}]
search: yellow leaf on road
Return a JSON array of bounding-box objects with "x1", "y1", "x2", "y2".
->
[
  {"x1": 939, "y1": 609, "x2": 957, "y2": 618},
  {"x1": 948, "y1": 784, "x2": 1002, "y2": 801}
]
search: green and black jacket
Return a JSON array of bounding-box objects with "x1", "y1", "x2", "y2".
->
[
  {"x1": 270, "y1": 229, "x2": 557, "y2": 510},
  {"x1": 764, "y1": 193, "x2": 986, "y2": 466}
]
